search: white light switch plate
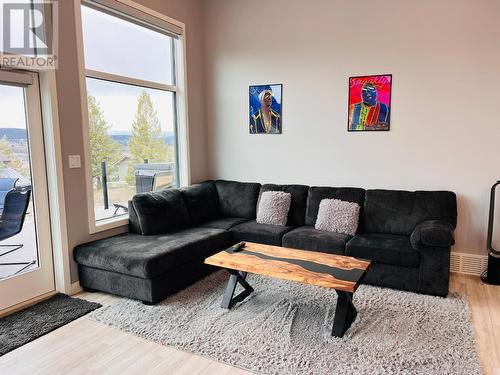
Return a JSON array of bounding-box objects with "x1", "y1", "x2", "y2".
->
[{"x1": 68, "y1": 155, "x2": 81, "y2": 169}]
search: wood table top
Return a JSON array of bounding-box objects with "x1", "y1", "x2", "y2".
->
[{"x1": 205, "y1": 242, "x2": 371, "y2": 293}]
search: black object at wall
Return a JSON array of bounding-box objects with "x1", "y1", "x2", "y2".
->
[{"x1": 482, "y1": 180, "x2": 500, "y2": 285}]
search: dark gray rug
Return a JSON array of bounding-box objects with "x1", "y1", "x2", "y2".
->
[
  {"x1": 0, "y1": 294, "x2": 101, "y2": 356},
  {"x1": 89, "y1": 271, "x2": 481, "y2": 375}
]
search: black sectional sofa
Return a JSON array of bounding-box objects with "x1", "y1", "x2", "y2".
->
[{"x1": 74, "y1": 180, "x2": 457, "y2": 304}]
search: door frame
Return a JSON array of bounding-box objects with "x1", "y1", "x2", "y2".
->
[
  {"x1": 0, "y1": 70, "x2": 55, "y2": 310},
  {"x1": 0, "y1": 68, "x2": 72, "y2": 315},
  {"x1": 38, "y1": 71, "x2": 73, "y2": 295}
]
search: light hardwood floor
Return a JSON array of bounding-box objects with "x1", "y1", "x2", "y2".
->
[{"x1": 0, "y1": 274, "x2": 499, "y2": 375}]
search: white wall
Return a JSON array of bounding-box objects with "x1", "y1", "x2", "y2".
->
[{"x1": 204, "y1": 0, "x2": 500, "y2": 255}]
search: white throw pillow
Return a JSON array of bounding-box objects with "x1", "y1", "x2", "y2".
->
[
  {"x1": 315, "y1": 198, "x2": 360, "y2": 236},
  {"x1": 256, "y1": 191, "x2": 292, "y2": 226}
]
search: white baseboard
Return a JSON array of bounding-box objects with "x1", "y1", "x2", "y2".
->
[
  {"x1": 70, "y1": 281, "x2": 83, "y2": 295},
  {"x1": 450, "y1": 252, "x2": 488, "y2": 276}
]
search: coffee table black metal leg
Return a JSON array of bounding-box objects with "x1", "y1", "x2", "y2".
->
[
  {"x1": 221, "y1": 270, "x2": 254, "y2": 309},
  {"x1": 332, "y1": 291, "x2": 357, "y2": 337}
]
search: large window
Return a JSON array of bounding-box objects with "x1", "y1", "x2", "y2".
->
[{"x1": 79, "y1": 1, "x2": 186, "y2": 229}]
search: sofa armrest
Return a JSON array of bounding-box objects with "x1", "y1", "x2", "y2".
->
[
  {"x1": 418, "y1": 245, "x2": 451, "y2": 296},
  {"x1": 410, "y1": 220, "x2": 455, "y2": 249}
]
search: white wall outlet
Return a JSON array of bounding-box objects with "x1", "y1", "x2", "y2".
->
[{"x1": 68, "y1": 155, "x2": 81, "y2": 169}]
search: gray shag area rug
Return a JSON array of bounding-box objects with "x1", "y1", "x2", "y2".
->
[
  {"x1": 89, "y1": 271, "x2": 481, "y2": 374},
  {"x1": 0, "y1": 294, "x2": 101, "y2": 356}
]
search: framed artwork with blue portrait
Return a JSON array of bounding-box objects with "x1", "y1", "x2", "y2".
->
[{"x1": 249, "y1": 84, "x2": 282, "y2": 134}]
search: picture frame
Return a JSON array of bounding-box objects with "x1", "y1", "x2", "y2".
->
[
  {"x1": 348, "y1": 74, "x2": 392, "y2": 132},
  {"x1": 249, "y1": 84, "x2": 282, "y2": 134}
]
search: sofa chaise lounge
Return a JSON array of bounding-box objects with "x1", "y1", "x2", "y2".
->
[{"x1": 74, "y1": 180, "x2": 457, "y2": 304}]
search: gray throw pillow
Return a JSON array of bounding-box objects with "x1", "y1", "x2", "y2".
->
[
  {"x1": 315, "y1": 198, "x2": 360, "y2": 236},
  {"x1": 256, "y1": 191, "x2": 292, "y2": 226}
]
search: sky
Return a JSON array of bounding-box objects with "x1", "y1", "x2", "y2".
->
[
  {"x1": 0, "y1": 3, "x2": 176, "y2": 133},
  {"x1": 81, "y1": 5, "x2": 176, "y2": 134},
  {"x1": 0, "y1": 85, "x2": 26, "y2": 129},
  {"x1": 86, "y1": 78, "x2": 175, "y2": 134}
]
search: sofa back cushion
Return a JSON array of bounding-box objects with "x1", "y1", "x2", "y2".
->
[
  {"x1": 362, "y1": 189, "x2": 457, "y2": 235},
  {"x1": 128, "y1": 200, "x2": 142, "y2": 234},
  {"x1": 215, "y1": 180, "x2": 261, "y2": 219},
  {"x1": 131, "y1": 189, "x2": 190, "y2": 235},
  {"x1": 305, "y1": 187, "x2": 366, "y2": 227},
  {"x1": 180, "y1": 181, "x2": 220, "y2": 224},
  {"x1": 259, "y1": 184, "x2": 309, "y2": 226}
]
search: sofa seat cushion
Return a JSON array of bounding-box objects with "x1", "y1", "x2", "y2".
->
[
  {"x1": 229, "y1": 220, "x2": 294, "y2": 246},
  {"x1": 200, "y1": 217, "x2": 249, "y2": 230},
  {"x1": 74, "y1": 227, "x2": 230, "y2": 279},
  {"x1": 282, "y1": 226, "x2": 350, "y2": 255},
  {"x1": 345, "y1": 233, "x2": 420, "y2": 267}
]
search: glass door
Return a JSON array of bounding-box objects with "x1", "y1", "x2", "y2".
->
[{"x1": 0, "y1": 70, "x2": 54, "y2": 311}]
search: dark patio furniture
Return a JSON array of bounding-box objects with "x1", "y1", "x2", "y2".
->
[
  {"x1": 0, "y1": 177, "x2": 18, "y2": 213},
  {"x1": 113, "y1": 169, "x2": 174, "y2": 216},
  {"x1": 0, "y1": 189, "x2": 34, "y2": 278}
]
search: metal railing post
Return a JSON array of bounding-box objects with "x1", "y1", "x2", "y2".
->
[{"x1": 101, "y1": 161, "x2": 109, "y2": 210}]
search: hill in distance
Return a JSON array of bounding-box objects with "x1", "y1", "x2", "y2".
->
[
  {"x1": 0, "y1": 128, "x2": 28, "y2": 140},
  {"x1": 110, "y1": 131, "x2": 176, "y2": 146},
  {"x1": 0, "y1": 128, "x2": 175, "y2": 145}
]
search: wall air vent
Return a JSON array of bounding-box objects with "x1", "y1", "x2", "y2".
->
[{"x1": 450, "y1": 252, "x2": 488, "y2": 276}]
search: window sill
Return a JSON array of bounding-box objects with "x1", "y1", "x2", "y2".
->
[{"x1": 89, "y1": 216, "x2": 129, "y2": 234}]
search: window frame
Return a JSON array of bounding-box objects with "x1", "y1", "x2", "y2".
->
[{"x1": 75, "y1": 0, "x2": 190, "y2": 233}]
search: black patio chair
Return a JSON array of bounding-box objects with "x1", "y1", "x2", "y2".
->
[
  {"x1": 0, "y1": 177, "x2": 18, "y2": 191},
  {"x1": 0, "y1": 189, "x2": 35, "y2": 278},
  {"x1": 0, "y1": 177, "x2": 18, "y2": 213},
  {"x1": 113, "y1": 171, "x2": 173, "y2": 216}
]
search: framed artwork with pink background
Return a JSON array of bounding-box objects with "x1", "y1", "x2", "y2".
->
[{"x1": 348, "y1": 74, "x2": 392, "y2": 132}]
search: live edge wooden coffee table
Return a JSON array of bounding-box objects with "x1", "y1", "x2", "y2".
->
[{"x1": 205, "y1": 242, "x2": 371, "y2": 338}]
